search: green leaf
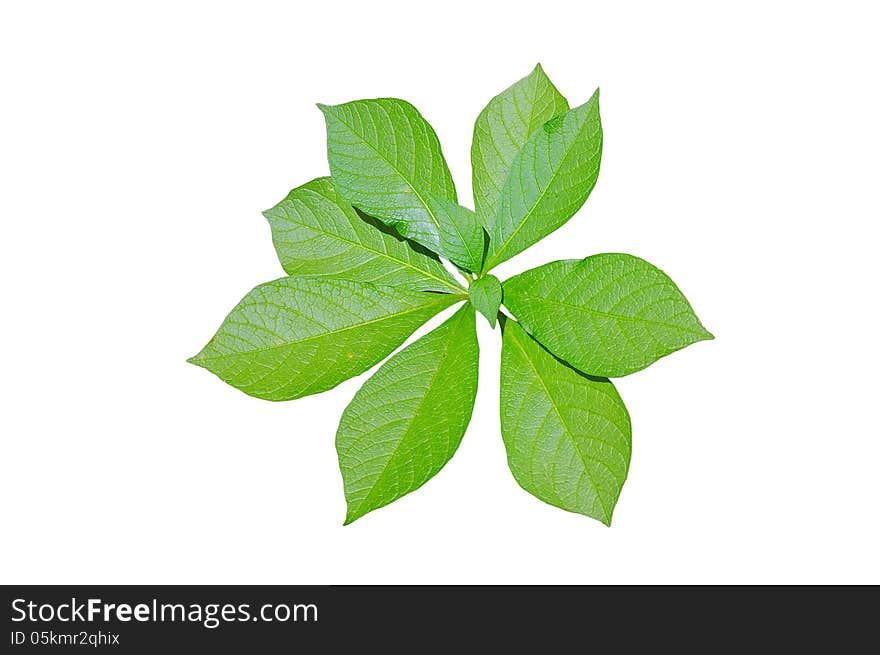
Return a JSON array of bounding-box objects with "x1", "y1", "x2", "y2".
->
[
  {"x1": 423, "y1": 195, "x2": 485, "y2": 271},
  {"x1": 319, "y1": 98, "x2": 483, "y2": 270},
  {"x1": 468, "y1": 274, "x2": 502, "y2": 327},
  {"x1": 500, "y1": 319, "x2": 631, "y2": 525},
  {"x1": 483, "y1": 90, "x2": 603, "y2": 271},
  {"x1": 503, "y1": 254, "x2": 714, "y2": 377},
  {"x1": 337, "y1": 304, "x2": 479, "y2": 524},
  {"x1": 262, "y1": 177, "x2": 463, "y2": 293},
  {"x1": 471, "y1": 63, "x2": 569, "y2": 228},
  {"x1": 188, "y1": 276, "x2": 462, "y2": 401}
]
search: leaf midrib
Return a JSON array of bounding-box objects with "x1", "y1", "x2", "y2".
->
[
  {"x1": 276, "y1": 189, "x2": 464, "y2": 293},
  {"x1": 431, "y1": 197, "x2": 482, "y2": 271},
  {"x1": 351, "y1": 307, "x2": 470, "y2": 518},
  {"x1": 192, "y1": 294, "x2": 461, "y2": 363},
  {"x1": 485, "y1": 102, "x2": 596, "y2": 271},
  {"x1": 507, "y1": 291, "x2": 709, "y2": 336},
  {"x1": 506, "y1": 323, "x2": 611, "y2": 522}
]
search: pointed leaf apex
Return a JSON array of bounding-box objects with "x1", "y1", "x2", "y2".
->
[{"x1": 503, "y1": 254, "x2": 712, "y2": 376}]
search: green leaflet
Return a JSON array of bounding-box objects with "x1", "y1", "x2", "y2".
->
[
  {"x1": 503, "y1": 254, "x2": 714, "y2": 377},
  {"x1": 468, "y1": 274, "x2": 502, "y2": 327},
  {"x1": 319, "y1": 99, "x2": 483, "y2": 271},
  {"x1": 471, "y1": 64, "x2": 569, "y2": 229},
  {"x1": 263, "y1": 177, "x2": 463, "y2": 293},
  {"x1": 189, "y1": 276, "x2": 462, "y2": 401},
  {"x1": 500, "y1": 319, "x2": 631, "y2": 525},
  {"x1": 423, "y1": 195, "x2": 485, "y2": 272},
  {"x1": 483, "y1": 90, "x2": 603, "y2": 271},
  {"x1": 337, "y1": 304, "x2": 479, "y2": 524}
]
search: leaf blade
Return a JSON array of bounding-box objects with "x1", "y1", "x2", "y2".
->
[
  {"x1": 263, "y1": 177, "x2": 463, "y2": 292},
  {"x1": 471, "y1": 63, "x2": 569, "y2": 228},
  {"x1": 484, "y1": 90, "x2": 603, "y2": 271},
  {"x1": 424, "y1": 194, "x2": 485, "y2": 271},
  {"x1": 503, "y1": 254, "x2": 713, "y2": 377},
  {"x1": 337, "y1": 304, "x2": 479, "y2": 523},
  {"x1": 189, "y1": 276, "x2": 461, "y2": 401},
  {"x1": 500, "y1": 319, "x2": 631, "y2": 525},
  {"x1": 320, "y1": 98, "x2": 482, "y2": 269}
]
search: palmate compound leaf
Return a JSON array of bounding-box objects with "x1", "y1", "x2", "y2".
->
[
  {"x1": 188, "y1": 276, "x2": 462, "y2": 401},
  {"x1": 500, "y1": 318, "x2": 631, "y2": 525},
  {"x1": 189, "y1": 72, "x2": 714, "y2": 528},
  {"x1": 262, "y1": 177, "x2": 463, "y2": 293},
  {"x1": 503, "y1": 254, "x2": 714, "y2": 377},
  {"x1": 468, "y1": 274, "x2": 502, "y2": 327},
  {"x1": 471, "y1": 63, "x2": 569, "y2": 228},
  {"x1": 319, "y1": 99, "x2": 483, "y2": 271},
  {"x1": 336, "y1": 303, "x2": 479, "y2": 524},
  {"x1": 483, "y1": 90, "x2": 603, "y2": 272}
]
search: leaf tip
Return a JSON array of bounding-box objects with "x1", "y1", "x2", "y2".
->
[
  {"x1": 594, "y1": 506, "x2": 615, "y2": 527},
  {"x1": 695, "y1": 323, "x2": 715, "y2": 342},
  {"x1": 187, "y1": 348, "x2": 210, "y2": 368}
]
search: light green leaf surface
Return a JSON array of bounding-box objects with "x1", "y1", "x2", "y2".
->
[
  {"x1": 468, "y1": 274, "x2": 502, "y2": 327},
  {"x1": 500, "y1": 319, "x2": 631, "y2": 525},
  {"x1": 503, "y1": 254, "x2": 713, "y2": 377},
  {"x1": 320, "y1": 99, "x2": 482, "y2": 270},
  {"x1": 423, "y1": 195, "x2": 485, "y2": 271},
  {"x1": 484, "y1": 90, "x2": 603, "y2": 271},
  {"x1": 189, "y1": 276, "x2": 461, "y2": 401},
  {"x1": 263, "y1": 177, "x2": 463, "y2": 293},
  {"x1": 471, "y1": 64, "x2": 569, "y2": 228},
  {"x1": 337, "y1": 304, "x2": 479, "y2": 524}
]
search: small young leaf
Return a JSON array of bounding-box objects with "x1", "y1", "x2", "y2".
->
[
  {"x1": 337, "y1": 304, "x2": 479, "y2": 524},
  {"x1": 500, "y1": 319, "x2": 631, "y2": 525},
  {"x1": 468, "y1": 274, "x2": 502, "y2": 327},
  {"x1": 483, "y1": 90, "x2": 603, "y2": 271},
  {"x1": 189, "y1": 276, "x2": 461, "y2": 401},
  {"x1": 319, "y1": 99, "x2": 481, "y2": 270},
  {"x1": 503, "y1": 254, "x2": 713, "y2": 377},
  {"x1": 471, "y1": 63, "x2": 569, "y2": 228},
  {"x1": 263, "y1": 177, "x2": 463, "y2": 293}
]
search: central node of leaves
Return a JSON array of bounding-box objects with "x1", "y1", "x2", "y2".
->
[{"x1": 469, "y1": 274, "x2": 503, "y2": 327}]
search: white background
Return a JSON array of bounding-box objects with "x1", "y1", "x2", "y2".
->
[{"x1": 2, "y1": 1, "x2": 878, "y2": 584}]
